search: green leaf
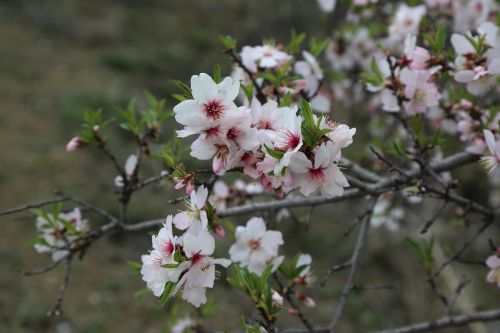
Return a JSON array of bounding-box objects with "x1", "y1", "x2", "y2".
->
[
  {"x1": 241, "y1": 83, "x2": 254, "y2": 103},
  {"x1": 371, "y1": 57, "x2": 384, "y2": 82},
  {"x1": 286, "y1": 30, "x2": 306, "y2": 55},
  {"x1": 127, "y1": 260, "x2": 142, "y2": 272},
  {"x1": 219, "y1": 35, "x2": 237, "y2": 50},
  {"x1": 213, "y1": 64, "x2": 222, "y2": 84},
  {"x1": 134, "y1": 288, "x2": 150, "y2": 300},
  {"x1": 169, "y1": 79, "x2": 193, "y2": 99},
  {"x1": 160, "y1": 281, "x2": 176, "y2": 306},
  {"x1": 173, "y1": 248, "x2": 184, "y2": 263},
  {"x1": 280, "y1": 92, "x2": 293, "y2": 107},
  {"x1": 265, "y1": 145, "x2": 285, "y2": 159},
  {"x1": 309, "y1": 37, "x2": 330, "y2": 57},
  {"x1": 424, "y1": 24, "x2": 447, "y2": 54}
]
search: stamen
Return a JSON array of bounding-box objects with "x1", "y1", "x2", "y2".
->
[{"x1": 204, "y1": 100, "x2": 225, "y2": 120}]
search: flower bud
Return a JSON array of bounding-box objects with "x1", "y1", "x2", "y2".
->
[
  {"x1": 302, "y1": 296, "x2": 316, "y2": 308},
  {"x1": 272, "y1": 290, "x2": 283, "y2": 307},
  {"x1": 214, "y1": 226, "x2": 226, "y2": 238},
  {"x1": 66, "y1": 137, "x2": 87, "y2": 152}
]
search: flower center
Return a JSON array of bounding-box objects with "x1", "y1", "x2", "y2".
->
[
  {"x1": 227, "y1": 127, "x2": 241, "y2": 141},
  {"x1": 204, "y1": 126, "x2": 221, "y2": 139},
  {"x1": 240, "y1": 152, "x2": 255, "y2": 166},
  {"x1": 277, "y1": 130, "x2": 301, "y2": 151},
  {"x1": 403, "y1": 17, "x2": 414, "y2": 27},
  {"x1": 263, "y1": 50, "x2": 274, "y2": 57},
  {"x1": 414, "y1": 89, "x2": 427, "y2": 102},
  {"x1": 309, "y1": 167, "x2": 326, "y2": 182},
  {"x1": 204, "y1": 100, "x2": 225, "y2": 120},
  {"x1": 191, "y1": 252, "x2": 204, "y2": 265},
  {"x1": 249, "y1": 239, "x2": 261, "y2": 251},
  {"x1": 259, "y1": 121, "x2": 273, "y2": 130},
  {"x1": 165, "y1": 241, "x2": 174, "y2": 255}
]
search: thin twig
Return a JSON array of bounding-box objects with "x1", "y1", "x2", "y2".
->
[
  {"x1": 0, "y1": 196, "x2": 69, "y2": 217},
  {"x1": 320, "y1": 261, "x2": 352, "y2": 287},
  {"x1": 433, "y1": 218, "x2": 493, "y2": 277},
  {"x1": 23, "y1": 259, "x2": 64, "y2": 276},
  {"x1": 370, "y1": 308, "x2": 500, "y2": 333},
  {"x1": 420, "y1": 200, "x2": 447, "y2": 234},
  {"x1": 47, "y1": 257, "x2": 72, "y2": 317},
  {"x1": 328, "y1": 197, "x2": 377, "y2": 332},
  {"x1": 274, "y1": 275, "x2": 314, "y2": 332}
]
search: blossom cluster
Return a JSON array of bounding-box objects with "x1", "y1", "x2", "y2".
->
[
  {"x1": 173, "y1": 72, "x2": 355, "y2": 199},
  {"x1": 33, "y1": 207, "x2": 89, "y2": 262},
  {"x1": 361, "y1": 20, "x2": 500, "y2": 173},
  {"x1": 451, "y1": 22, "x2": 500, "y2": 96},
  {"x1": 234, "y1": 44, "x2": 330, "y2": 112},
  {"x1": 140, "y1": 185, "x2": 287, "y2": 307},
  {"x1": 140, "y1": 213, "x2": 231, "y2": 307},
  {"x1": 364, "y1": 35, "x2": 442, "y2": 115}
]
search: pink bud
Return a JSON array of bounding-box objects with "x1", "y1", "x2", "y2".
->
[
  {"x1": 459, "y1": 99, "x2": 473, "y2": 109},
  {"x1": 287, "y1": 308, "x2": 299, "y2": 316},
  {"x1": 215, "y1": 226, "x2": 226, "y2": 238},
  {"x1": 186, "y1": 180, "x2": 195, "y2": 195},
  {"x1": 294, "y1": 79, "x2": 307, "y2": 90},
  {"x1": 174, "y1": 179, "x2": 185, "y2": 190},
  {"x1": 212, "y1": 157, "x2": 225, "y2": 175},
  {"x1": 66, "y1": 137, "x2": 87, "y2": 152},
  {"x1": 93, "y1": 125, "x2": 100, "y2": 132}
]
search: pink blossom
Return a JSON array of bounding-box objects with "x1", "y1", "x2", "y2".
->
[
  {"x1": 241, "y1": 45, "x2": 292, "y2": 73},
  {"x1": 400, "y1": 68, "x2": 441, "y2": 115},
  {"x1": 289, "y1": 141, "x2": 349, "y2": 198},
  {"x1": 174, "y1": 230, "x2": 231, "y2": 307},
  {"x1": 141, "y1": 216, "x2": 178, "y2": 297},
  {"x1": 403, "y1": 35, "x2": 431, "y2": 70}
]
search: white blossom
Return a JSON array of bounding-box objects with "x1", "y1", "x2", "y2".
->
[{"x1": 229, "y1": 217, "x2": 283, "y2": 275}]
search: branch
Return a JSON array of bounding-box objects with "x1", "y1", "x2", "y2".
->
[
  {"x1": 23, "y1": 259, "x2": 64, "y2": 276},
  {"x1": 47, "y1": 257, "x2": 72, "y2": 317},
  {"x1": 340, "y1": 157, "x2": 382, "y2": 183},
  {"x1": 370, "y1": 308, "x2": 500, "y2": 333},
  {"x1": 281, "y1": 308, "x2": 500, "y2": 333},
  {"x1": 328, "y1": 197, "x2": 377, "y2": 333},
  {"x1": 131, "y1": 172, "x2": 169, "y2": 191},
  {"x1": 58, "y1": 193, "x2": 119, "y2": 223},
  {"x1": 274, "y1": 275, "x2": 314, "y2": 332},
  {"x1": 320, "y1": 261, "x2": 352, "y2": 287},
  {"x1": 0, "y1": 196, "x2": 69, "y2": 217},
  {"x1": 123, "y1": 151, "x2": 493, "y2": 232},
  {"x1": 432, "y1": 218, "x2": 493, "y2": 277}
]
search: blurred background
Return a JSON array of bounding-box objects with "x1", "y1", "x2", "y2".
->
[{"x1": 0, "y1": 1, "x2": 496, "y2": 332}]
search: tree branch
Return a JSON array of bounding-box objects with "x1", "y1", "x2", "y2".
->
[
  {"x1": 328, "y1": 197, "x2": 377, "y2": 332},
  {"x1": 370, "y1": 308, "x2": 500, "y2": 333}
]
